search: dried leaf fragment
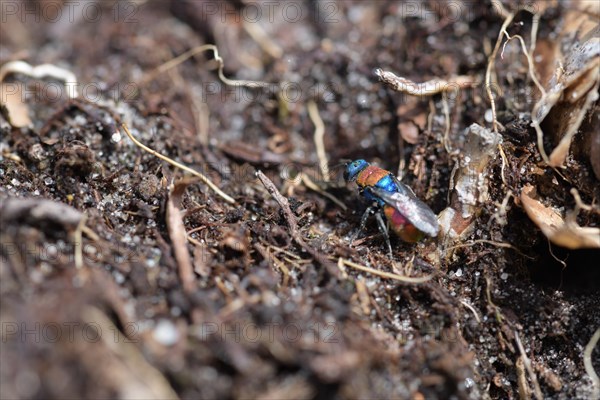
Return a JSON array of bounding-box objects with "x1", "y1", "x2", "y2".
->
[
  {"x1": 0, "y1": 83, "x2": 32, "y2": 127},
  {"x1": 530, "y1": 10, "x2": 600, "y2": 167},
  {"x1": 520, "y1": 185, "x2": 600, "y2": 249}
]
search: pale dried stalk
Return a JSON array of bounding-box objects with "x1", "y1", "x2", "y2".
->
[
  {"x1": 141, "y1": 44, "x2": 273, "y2": 89},
  {"x1": 121, "y1": 123, "x2": 235, "y2": 204},
  {"x1": 307, "y1": 100, "x2": 329, "y2": 182},
  {"x1": 338, "y1": 258, "x2": 433, "y2": 284},
  {"x1": 0, "y1": 60, "x2": 79, "y2": 98}
]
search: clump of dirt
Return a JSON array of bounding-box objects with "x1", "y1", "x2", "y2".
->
[{"x1": 1, "y1": 1, "x2": 599, "y2": 399}]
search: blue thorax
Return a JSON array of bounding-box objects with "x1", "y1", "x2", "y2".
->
[{"x1": 363, "y1": 174, "x2": 398, "y2": 206}]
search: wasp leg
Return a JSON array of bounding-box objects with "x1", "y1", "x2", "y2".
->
[
  {"x1": 350, "y1": 205, "x2": 376, "y2": 246},
  {"x1": 375, "y1": 211, "x2": 393, "y2": 257}
]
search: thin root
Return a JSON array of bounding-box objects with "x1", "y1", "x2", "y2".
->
[
  {"x1": 583, "y1": 328, "x2": 600, "y2": 398},
  {"x1": 500, "y1": 30, "x2": 545, "y2": 95},
  {"x1": 121, "y1": 123, "x2": 236, "y2": 204},
  {"x1": 445, "y1": 239, "x2": 534, "y2": 260},
  {"x1": 140, "y1": 44, "x2": 273, "y2": 89},
  {"x1": 571, "y1": 188, "x2": 600, "y2": 216},
  {"x1": 460, "y1": 300, "x2": 481, "y2": 323},
  {"x1": 490, "y1": 189, "x2": 513, "y2": 227},
  {"x1": 485, "y1": 11, "x2": 515, "y2": 133},
  {"x1": 338, "y1": 258, "x2": 433, "y2": 284},
  {"x1": 498, "y1": 143, "x2": 509, "y2": 187},
  {"x1": 515, "y1": 331, "x2": 543, "y2": 400}
]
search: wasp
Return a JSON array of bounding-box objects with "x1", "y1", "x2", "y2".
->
[{"x1": 344, "y1": 159, "x2": 439, "y2": 254}]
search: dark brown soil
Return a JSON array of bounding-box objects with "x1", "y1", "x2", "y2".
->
[{"x1": 1, "y1": 1, "x2": 599, "y2": 399}]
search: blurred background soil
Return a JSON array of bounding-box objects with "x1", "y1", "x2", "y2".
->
[{"x1": 1, "y1": 1, "x2": 599, "y2": 399}]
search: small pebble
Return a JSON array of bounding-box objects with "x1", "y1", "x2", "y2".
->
[{"x1": 153, "y1": 319, "x2": 179, "y2": 346}]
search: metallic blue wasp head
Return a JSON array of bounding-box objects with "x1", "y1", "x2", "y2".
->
[{"x1": 344, "y1": 159, "x2": 369, "y2": 181}]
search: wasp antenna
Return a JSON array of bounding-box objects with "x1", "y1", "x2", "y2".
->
[
  {"x1": 335, "y1": 159, "x2": 353, "y2": 167},
  {"x1": 330, "y1": 160, "x2": 350, "y2": 170}
]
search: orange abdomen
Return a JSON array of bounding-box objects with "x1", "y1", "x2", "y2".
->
[
  {"x1": 356, "y1": 165, "x2": 389, "y2": 188},
  {"x1": 384, "y1": 205, "x2": 424, "y2": 243}
]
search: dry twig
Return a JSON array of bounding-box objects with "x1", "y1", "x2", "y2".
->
[{"x1": 256, "y1": 170, "x2": 340, "y2": 278}]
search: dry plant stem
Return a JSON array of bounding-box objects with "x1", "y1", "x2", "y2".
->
[
  {"x1": 444, "y1": 239, "x2": 533, "y2": 259},
  {"x1": 267, "y1": 243, "x2": 303, "y2": 260},
  {"x1": 255, "y1": 170, "x2": 340, "y2": 278},
  {"x1": 140, "y1": 44, "x2": 272, "y2": 89},
  {"x1": 338, "y1": 258, "x2": 433, "y2": 284},
  {"x1": 492, "y1": 189, "x2": 513, "y2": 226},
  {"x1": 81, "y1": 224, "x2": 100, "y2": 241},
  {"x1": 0, "y1": 60, "x2": 79, "y2": 98},
  {"x1": 307, "y1": 100, "x2": 329, "y2": 182},
  {"x1": 516, "y1": 357, "x2": 532, "y2": 400},
  {"x1": 301, "y1": 174, "x2": 347, "y2": 211},
  {"x1": 529, "y1": 13, "x2": 541, "y2": 57},
  {"x1": 532, "y1": 122, "x2": 551, "y2": 164},
  {"x1": 186, "y1": 236, "x2": 203, "y2": 247},
  {"x1": 500, "y1": 31, "x2": 546, "y2": 95},
  {"x1": 547, "y1": 240, "x2": 567, "y2": 270},
  {"x1": 442, "y1": 96, "x2": 451, "y2": 153},
  {"x1": 485, "y1": 11, "x2": 515, "y2": 133},
  {"x1": 515, "y1": 331, "x2": 543, "y2": 400},
  {"x1": 488, "y1": 7, "x2": 552, "y2": 165},
  {"x1": 120, "y1": 123, "x2": 236, "y2": 204},
  {"x1": 73, "y1": 214, "x2": 86, "y2": 269},
  {"x1": 459, "y1": 300, "x2": 481, "y2": 323},
  {"x1": 498, "y1": 143, "x2": 509, "y2": 187},
  {"x1": 583, "y1": 328, "x2": 600, "y2": 397},
  {"x1": 336, "y1": 258, "x2": 349, "y2": 279},
  {"x1": 571, "y1": 188, "x2": 600, "y2": 215}
]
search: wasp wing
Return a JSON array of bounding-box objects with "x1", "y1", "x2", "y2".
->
[{"x1": 368, "y1": 182, "x2": 439, "y2": 237}]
